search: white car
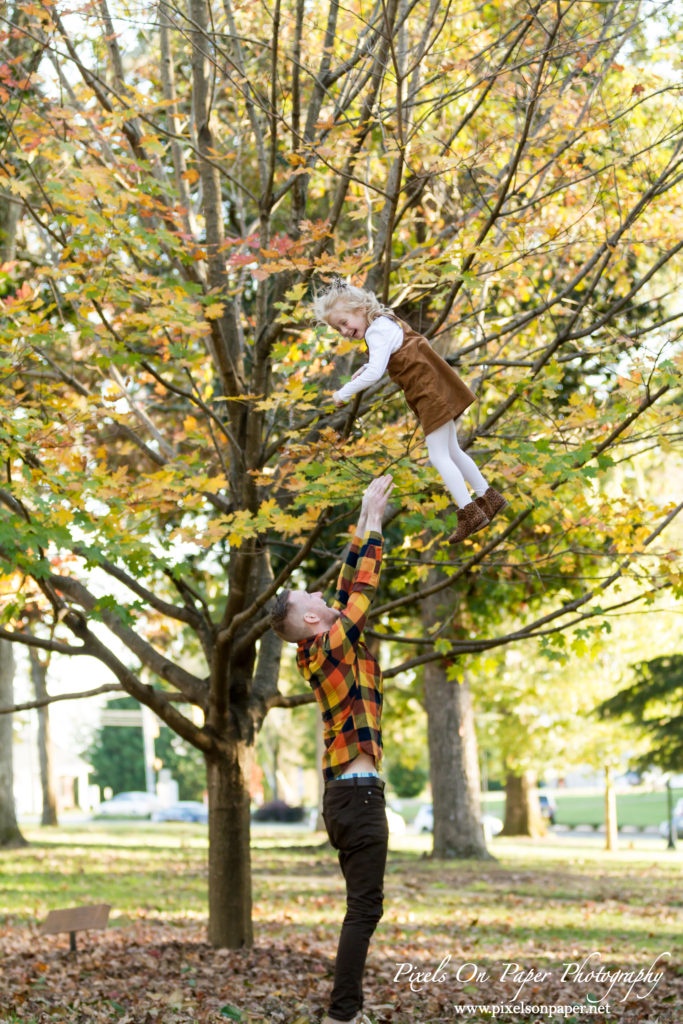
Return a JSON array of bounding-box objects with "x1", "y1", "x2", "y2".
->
[
  {"x1": 413, "y1": 804, "x2": 503, "y2": 839},
  {"x1": 386, "y1": 806, "x2": 407, "y2": 835},
  {"x1": 413, "y1": 804, "x2": 433, "y2": 833},
  {"x1": 95, "y1": 791, "x2": 164, "y2": 818}
]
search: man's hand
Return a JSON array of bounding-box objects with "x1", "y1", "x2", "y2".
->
[
  {"x1": 332, "y1": 390, "x2": 345, "y2": 407},
  {"x1": 362, "y1": 474, "x2": 394, "y2": 535},
  {"x1": 361, "y1": 474, "x2": 392, "y2": 513}
]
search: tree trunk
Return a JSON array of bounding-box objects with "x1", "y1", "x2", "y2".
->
[
  {"x1": 205, "y1": 740, "x2": 254, "y2": 947},
  {"x1": 421, "y1": 580, "x2": 490, "y2": 859},
  {"x1": 502, "y1": 770, "x2": 545, "y2": 837},
  {"x1": 28, "y1": 647, "x2": 58, "y2": 826},
  {"x1": 203, "y1": 548, "x2": 281, "y2": 946},
  {"x1": 0, "y1": 640, "x2": 27, "y2": 847},
  {"x1": 423, "y1": 663, "x2": 490, "y2": 858},
  {"x1": 604, "y1": 764, "x2": 618, "y2": 851},
  {"x1": 0, "y1": 195, "x2": 19, "y2": 262}
]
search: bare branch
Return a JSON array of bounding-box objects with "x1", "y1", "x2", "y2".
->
[
  {"x1": 48, "y1": 574, "x2": 207, "y2": 707},
  {"x1": 158, "y1": 1, "x2": 197, "y2": 237},
  {"x1": 0, "y1": 682, "x2": 123, "y2": 715},
  {"x1": 221, "y1": 0, "x2": 267, "y2": 186},
  {"x1": 81, "y1": 553, "x2": 204, "y2": 628},
  {"x1": 266, "y1": 690, "x2": 316, "y2": 710},
  {"x1": 371, "y1": 380, "x2": 674, "y2": 619},
  {"x1": 217, "y1": 508, "x2": 333, "y2": 647},
  {"x1": 427, "y1": 2, "x2": 565, "y2": 338},
  {"x1": 380, "y1": 499, "x2": 682, "y2": 678},
  {"x1": 0, "y1": 626, "x2": 85, "y2": 657},
  {"x1": 59, "y1": 610, "x2": 214, "y2": 753},
  {"x1": 260, "y1": 0, "x2": 281, "y2": 215}
]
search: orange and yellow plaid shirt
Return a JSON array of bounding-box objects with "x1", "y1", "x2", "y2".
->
[{"x1": 296, "y1": 531, "x2": 383, "y2": 780}]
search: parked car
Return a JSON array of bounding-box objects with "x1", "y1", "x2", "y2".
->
[
  {"x1": 252, "y1": 799, "x2": 306, "y2": 823},
  {"x1": 306, "y1": 805, "x2": 406, "y2": 834},
  {"x1": 95, "y1": 791, "x2": 164, "y2": 819},
  {"x1": 413, "y1": 804, "x2": 502, "y2": 839},
  {"x1": 152, "y1": 801, "x2": 208, "y2": 824},
  {"x1": 539, "y1": 792, "x2": 557, "y2": 825},
  {"x1": 616, "y1": 771, "x2": 642, "y2": 787},
  {"x1": 658, "y1": 798, "x2": 683, "y2": 840}
]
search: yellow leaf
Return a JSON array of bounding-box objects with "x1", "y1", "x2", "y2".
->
[
  {"x1": 8, "y1": 179, "x2": 31, "y2": 197},
  {"x1": 258, "y1": 498, "x2": 277, "y2": 517},
  {"x1": 205, "y1": 302, "x2": 225, "y2": 319}
]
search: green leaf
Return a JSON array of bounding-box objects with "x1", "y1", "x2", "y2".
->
[{"x1": 220, "y1": 1005, "x2": 244, "y2": 1021}]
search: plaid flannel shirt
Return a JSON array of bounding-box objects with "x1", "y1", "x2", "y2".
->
[{"x1": 296, "y1": 530, "x2": 383, "y2": 780}]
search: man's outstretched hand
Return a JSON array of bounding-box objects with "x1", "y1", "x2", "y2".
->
[
  {"x1": 363, "y1": 474, "x2": 394, "y2": 513},
  {"x1": 360, "y1": 474, "x2": 394, "y2": 535}
]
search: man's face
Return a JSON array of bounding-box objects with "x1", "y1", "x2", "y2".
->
[{"x1": 288, "y1": 590, "x2": 340, "y2": 637}]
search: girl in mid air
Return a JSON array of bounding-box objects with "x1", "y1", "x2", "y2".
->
[{"x1": 313, "y1": 281, "x2": 506, "y2": 544}]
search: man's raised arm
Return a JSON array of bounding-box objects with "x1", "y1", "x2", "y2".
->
[
  {"x1": 326, "y1": 476, "x2": 393, "y2": 651},
  {"x1": 361, "y1": 475, "x2": 393, "y2": 538},
  {"x1": 333, "y1": 475, "x2": 393, "y2": 611}
]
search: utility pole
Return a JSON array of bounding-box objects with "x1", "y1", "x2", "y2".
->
[{"x1": 666, "y1": 778, "x2": 677, "y2": 851}]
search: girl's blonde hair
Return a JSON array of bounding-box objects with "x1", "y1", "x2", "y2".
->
[{"x1": 312, "y1": 280, "x2": 392, "y2": 326}]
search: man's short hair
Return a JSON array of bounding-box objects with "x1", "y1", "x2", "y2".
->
[{"x1": 269, "y1": 588, "x2": 295, "y2": 641}]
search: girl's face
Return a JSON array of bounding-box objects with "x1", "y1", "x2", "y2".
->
[{"x1": 328, "y1": 306, "x2": 368, "y2": 340}]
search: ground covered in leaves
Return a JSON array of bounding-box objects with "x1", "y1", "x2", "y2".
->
[{"x1": 0, "y1": 826, "x2": 680, "y2": 1023}]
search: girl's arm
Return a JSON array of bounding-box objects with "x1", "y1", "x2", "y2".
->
[{"x1": 333, "y1": 317, "x2": 403, "y2": 405}]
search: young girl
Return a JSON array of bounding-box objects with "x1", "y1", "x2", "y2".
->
[{"x1": 313, "y1": 281, "x2": 506, "y2": 543}]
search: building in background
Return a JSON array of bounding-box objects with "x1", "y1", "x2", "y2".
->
[{"x1": 13, "y1": 715, "x2": 96, "y2": 818}]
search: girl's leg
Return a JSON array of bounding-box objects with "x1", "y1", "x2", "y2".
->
[
  {"x1": 425, "y1": 423, "x2": 471, "y2": 507},
  {"x1": 446, "y1": 420, "x2": 488, "y2": 497}
]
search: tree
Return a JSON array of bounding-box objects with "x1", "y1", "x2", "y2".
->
[
  {"x1": 87, "y1": 695, "x2": 207, "y2": 799},
  {"x1": 598, "y1": 654, "x2": 683, "y2": 772},
  {"x1": 501, "y1": 770, "x2": 546, "y2": 838},
  {"x1": 421, "y1": 582, "x2": 490, "y2": 857},
  {"x1": 381, "y1": 660, "x2": 430, "y2": 799},
  {"x1": 470, "y1": 594, "x2": 683, "y2": 834},
  {"x1": 386, "y1": 761, "x2": 428, "y2": 799},
  {"x1": 27, "y1": 645, "x2": 58, "y2": 826},
  {"x1": 0, "y1": 640, "x2": 26, "y2": 847},
  {"x1": 87, "y1": 697, "x2": 147, "y2": 796},
  {"x1": 156, "y1": 728, "x2": 207, "y2": 802},
  {"x1": 0, "y1": 0, "x2": 681, "y2": 945}
]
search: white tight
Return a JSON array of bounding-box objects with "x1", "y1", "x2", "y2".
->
[{"x1": 425, "y1": 420, "x2": 488, "y2": 508}]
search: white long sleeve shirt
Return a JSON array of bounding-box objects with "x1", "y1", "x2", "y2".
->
[{"x1": 333, "y1": 316, "x2": 404, "y2": 404}]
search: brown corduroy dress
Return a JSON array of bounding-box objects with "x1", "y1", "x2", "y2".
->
[{"x1": 383, "y1": 317, "x2": 476, "y2": 437}]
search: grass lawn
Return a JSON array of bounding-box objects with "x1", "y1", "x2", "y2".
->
[
  {"x1": 393, "y1": 789, "x2": 675, "y2": 830},
  {"x1": 0, "y1": 823, "x2": 680, "y2": 1024},
  {"x1": 479, "y1": 791, "x2": 674, "y2": 829}
]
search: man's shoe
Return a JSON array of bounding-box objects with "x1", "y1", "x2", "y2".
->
[
  {"x1": 448, "y1": 500, "x2": 489, "y2": 544},
  {"x1": 475, "y1": 486, "x2": 508, "y2": 523},
  {"x1": 321, "y1": 1011, "x2": 374, "y2": 1024}
]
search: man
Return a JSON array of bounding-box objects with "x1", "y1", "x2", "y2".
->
[{"x1": 270, "y1": 475, "x2": 394, "y2": 1024}]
